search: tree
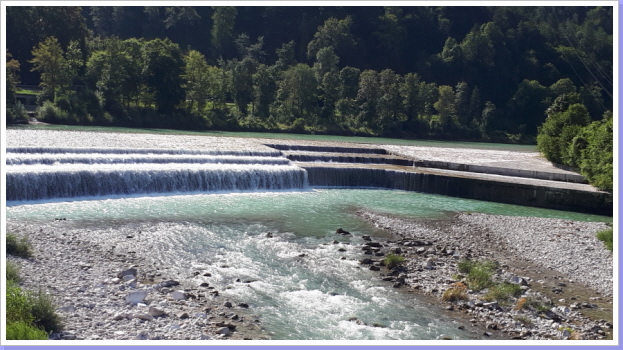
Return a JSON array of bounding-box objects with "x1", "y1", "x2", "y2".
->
[
  {"x1": 276, "y1": 64, "x2": 318, "y2": 122},
  {"x1": 537, "y1": 103, "x2": 591, "y2": 165},
  {"x1": 142, "y1": 38, "x2": 185, "y2": 114},
  {"x1": 356, "y1": 69, "x2": 380, "y2": 127},
  {"x1": 307, "y1": 17, "x2": 355, "y2": 61},
  {"x1": 30, "y1": 36, "x2": 70, "y2": 101},
  {"x1": 211, "y1": 7, "x2": 237, "y2": 59},
  {"x1": 577, "y1": 111, "x2": 612, "y2": 191},
  {"x1": 313, "y1": 46, "x2": 340, "y2": 80},
  {"x1": 433, "y1": 85, "x2": 456, "y2": 132},
  {"x1": 182, "y1": 50, "x2": 211, "y2": 114},
  {"x1": 274, "y1": 40, "x2": 296, "y2": 70},
  {"x1": 253, "y1": 64, "x2": 277, "y2": 120},
  {"x1": 377, "y1": 69, "x2": 404, "y2": 132},
  {"x1": 231, "y1": 57, "x2": 257, "y2": 116}
]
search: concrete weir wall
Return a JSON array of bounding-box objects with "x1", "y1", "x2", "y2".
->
[{"x1": 304, "y1": 166, "x2": 612, "y2": 216}]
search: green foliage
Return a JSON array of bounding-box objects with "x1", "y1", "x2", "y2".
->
[
  {"x1": 37, "y1": 100, "x2": 67, "y2": 123},
  {"x1": 483, "y1": 282, "x2": 523, "y2": 304},
  {"x1": 6, "y1": 233, "x2": 33, "y2": 258},
  {"x1": 6, "y1": 260, "x2": 21, "y2": 283},
  {"x1": 537, "y1": 103, "x2": 590, "y2": 165},
  {"x1": 6, "y1": 321, "x2": 49, "y2": 340},
  {"x1": 383, "y1": 254, "x2": 406, "y2": 270},
  {"x1": 596, "y1": 228, "x2": 613, "y2": 252},
  {"x1": 28, "y1": 289, "x2": 63, "y2": 333},
  {"x1": 6, "y1": 280, "x2": 33, "y2": 325},
  {"x1": 457, "y1": 259, "x2": 497, "y2": 291}
]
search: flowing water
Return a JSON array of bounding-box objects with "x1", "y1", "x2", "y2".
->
[{"x1": 4, "y1": 128, "x2": 608, "y2": 340}]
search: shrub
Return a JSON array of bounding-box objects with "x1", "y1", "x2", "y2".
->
[
  {"x1": 6, "y1": 260, "x2": 21, "y2": 283},
  {"x1": 6, "y1": 280, "x2": 32, "y2": 324},
  {"x1": 513, "y1": 315, "x2": 533, "y2": 327},
  {"x1": 441, "y1": 283, "x2": 469, "y2": 302},
  {"x1": 596, "y1": 228, "x2": 613, "y2": 252},
  {"x1": 524, "y1": 297, "x2": 553, "y2": 313},
  {"x1": 37, "y1": 100, "x2": 67, "y2": 123},
  {"x1": 6, "y1": 321, "x2": 49, "y2": 340},
  {"x1": 384, "y1": 254, "x2": 406, "y2": 270},
  {"x1": 457, "y1": 259, "x2": 497, "y2": 291},
  {"x1": 28, "y1": 289, "x2": 63, "y2": 333},
  {"x1": 483, "y1": 282, "x2": 523, "y2": 305},
  {"x1": 6, "y1": 233, "x2": 33, "y2": 258}
]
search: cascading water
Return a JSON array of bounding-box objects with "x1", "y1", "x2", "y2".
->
[{"x1": 6, "y1": 147, "x2": 308, "y2": 202}]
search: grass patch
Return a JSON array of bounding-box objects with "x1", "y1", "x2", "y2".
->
[
  {"x1": 457, "y1": 259, "x2": 497, "y2": 292},
  {"x1": 6, "y1": 321, "x2": 49, "y2": 340},
  {"x1": 524, "y1": 297, "x2": 553, "y2": 313},
  {"x1": 596, "y1": 228, "x2": 613, "y2": 252},
  {"x1": 6, "y1": 280, "x2": 63, "y2": 338},
  {"x1": 28, "y1": 289, "x2": 63, "y2": 334},
  {"x1": 483, "y1": 282, "x2": 523, "y2": 305},
  {"x1": 383, "y1": 254, "x2": 406, "y2": 270},
  {"x1": 441, "y1": 282, "x2": 469, "y2": 302},
  {"x1": 6, "y1": 233, "x2": 33, "y2": 258},
  {"x1": 6, "y1": 260, "x2": 21, "y2": 283},
  {"x1": 513, "y1": 315, "x2": 533, "y2": 327}
]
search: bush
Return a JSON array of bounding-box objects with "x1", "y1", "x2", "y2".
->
[
  {"x1": 6, "y1": 233, "x2": 33, "y2": 258},
  {"x1": 6, "y1": 280, "x2": 33, "y2": 324},
  {"x1": 384, "y1": 254, "x2": 406, "y2": 270},
  {"x1": 441, "y1": 282, "x2": 469, "y2": 302},
  {"x1": 7, "y1": 260, "x2": 21, "y2": 283},
  {"x1": 6, "y1": 321, "x2": 49, "y2": 340},
  {"x1": 483, "y1": 283, "x2": 523, "y2": 305},
  {"x1": 457, "y1": 259, "x2": 497, "y2": 292},
  {"x1": 37, "y1": 100, "x2": 67, "y2": 123},
  {"x1": 596, "y1": 228, "x2": 613, "y2": 252},
  {"x1": 28, "y1": 289, "x2": 63, "y2": 333}
]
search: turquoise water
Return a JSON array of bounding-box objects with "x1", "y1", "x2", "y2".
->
[
  {"x1": 6, "y1": 189, "x2": 609, "y2": 340},
  {"x1": 8, "y1": 124, "x2": 537, "y2": 151}
]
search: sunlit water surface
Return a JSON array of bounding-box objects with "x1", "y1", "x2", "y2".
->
[{"x1": 6, "y1": 189, "x2": 608, "y2": 340}]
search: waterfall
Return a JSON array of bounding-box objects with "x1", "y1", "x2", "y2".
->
[{"x1": 6, "y1": 148, "x2": 308, "y2": 202}]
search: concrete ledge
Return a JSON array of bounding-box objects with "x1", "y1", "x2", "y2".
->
[
  {"x1": 303, "y1": 166, "x2": 612, "y2": 216},
  {"x1": 410, "y1": 160, "x2": 587, "y2": 184}
]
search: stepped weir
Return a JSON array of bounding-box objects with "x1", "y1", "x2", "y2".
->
[{"x1": 5, "y1": 130, "x2": 612, "y2": 216}]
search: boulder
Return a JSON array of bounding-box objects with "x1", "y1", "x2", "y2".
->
[
  {"x1": 216, "y1": 327, "x2": 230, "y2": 336},
  {"x1": 148, "y1": 306, "x2": 166, "y2": 317},
  {"x1": 118, "y1": 268, "x2": 138, "y2": 279},
  {"x1": 126, "y1": 290, "x2": 147, "y2": 304},
  {"x1": 171, "y1": 290, "x2": 188, "y2": 300}
]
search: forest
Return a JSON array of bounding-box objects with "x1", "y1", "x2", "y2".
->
[{"x1": 4, "y1": 6, "x2": 613, "y2": 189}]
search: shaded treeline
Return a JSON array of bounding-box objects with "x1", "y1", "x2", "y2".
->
[{"x1": 6, "y1": 5, "x2": 612, "y2": 145}]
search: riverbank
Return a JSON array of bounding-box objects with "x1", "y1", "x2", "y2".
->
[
  {"x1": 357, "y1": 211, "x2": 613, "y2": 340},
  {"x1": 6, "y1": 221, "x2": 270, "y2": 341}
]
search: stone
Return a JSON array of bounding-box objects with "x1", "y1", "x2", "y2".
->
[
  {"x1": 510, "y1": 276, "x2": 528, "y2": 286},
  {"x1": 122, "y1": 274, "x2": 136, "y2": 282},
  {"x1": 148, "y1": 306, "x2": 166, "y2": 317},
  {"x1": 158, "y1": 280, "x2": 180, "y2": 288},
  {"x1": 171, "y1": 290, "x2": 188, "y2": 300},
  {"x1": 113, "y1": 313, "x2": 128, "y2": 321},
  {"x1": 364, "y1": 242, "x2": 382, "y2": 247},
  {"x1": 126, "y1": 290, "x2": 147, "y2": 304},
  {"x1": 216, "y1": 327, "x2": 230, "y2": 335},
  {"x1": 118, "y1": 268, "x2": 137, "y2": 279},
  {"x1": 137, "y1": 314, "x2": 154, "y2": 321},
  {"x1": 177, "y1": 312, "x2": 190, "y2": 319},
  {"x1": 423, "y1": 258, "x2": 435, "y2": 270},
  {"x1": 362, "y1": 235, "x2": 372, "y2": 241},
  {"x1": 336, "y1": 228, "x2": 350, "y2": 235},
  {"x1": 224, "y1": 301, "x2": 233, "y2": 308},
  {"x1": 238, "y1": 303, "x2": 249, "y2": 308},
  {"x1": 369, "y1": 266, "x2": 380, "y2": 271}
]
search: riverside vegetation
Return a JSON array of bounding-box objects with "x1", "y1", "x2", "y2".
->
[{"x1": 5, "y1": 233, "x2": 64, "y2": 340}]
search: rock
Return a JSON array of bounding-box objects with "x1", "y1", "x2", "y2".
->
[
  {"x1": 336, "y1": 228, "x2": 350, "y2": 235},
  {"x1": 483, "y1": 332, "x2": 493, "y2": 337},
  {"x1": 61, "y1": 333, "x2": 77, "y2": 340},
  {"x1": 122, "y1": 274, "x2": 136, "y2": 282},
  {"x1": 423, "y1": 258, "x2": 435, "y2": 270},
  {"x1": 126, "y1": 290, "x2": 147, "y2": 304},
  {"x1": 393, "y1": 282, "x2": 402, "y2": 288},
  {"x1": 118, "y1": 268, "x2": 137, "y2": 279},
  {"x1": 224, "y1": 301, "x2": 233, "y2": 308},
  {"x1": 177, "y1": 312, "x2": 190, "y2": 319},
  {"x1": 416, "y1": 247, "x2": 427, "y2": 254},
  {"x1": 171, "y1": 290, "x2": 188, "y2": 300},
  {"x1": 216, "y1": 327, "x2": 230, "y2": 335},
  {"x1": 510, "y1": 276, "x2": 528, "y2": 286},
  {"x1": 137, "y1": 314, "x2": 154, "y2": 321},
  {"x1": 200, "y1": 282, "x2": 210, "y2": 287},
  {"x1": 364, "y1": 242, "x2": 382, "y2": 247},
  {"x1": 360, "y1": 258, "x2": 374, "y2": 265},
  {"x1": 113, "y1": 313, "x2": 128, "y2": 321},
  {"x1": 158, "y1": 280, "x2": 180, "y2": 288},
  {"x1": 238, "y1": 303, "x2": 249, "y2": 308},
  {"x1": 362, "y1": 235, "x2": 372, "y2": 241},
  {"x1": 266, "y1": 232, "x2": 273, "y2": 238},
  {"x1": 148, "y1": 306, "x2": 165, "y2": 317},
  {"x1": 370, "y1": 266, "x2": 380, "y2": 271}
]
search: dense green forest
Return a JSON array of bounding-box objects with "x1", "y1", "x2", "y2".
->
[{"x1": 4, "y1": 6, "x2": 613, "y2": 189}]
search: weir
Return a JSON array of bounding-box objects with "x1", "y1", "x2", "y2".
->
[{"x1": 6, "y1": 148, "x2": 307, "y2": 202}]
